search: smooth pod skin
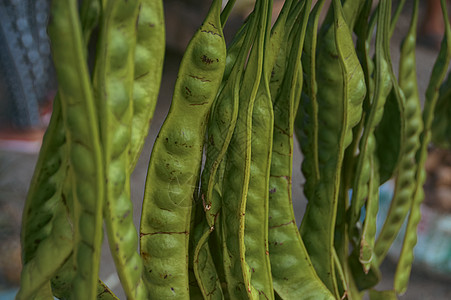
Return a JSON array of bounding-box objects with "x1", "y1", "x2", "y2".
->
[
  {"x1": 129, "y1": 0, "x2": 165, "y2": 170},
  {"x1": 300, "y1": 0, "x2": 366, "y2": 296},
  {"x1": 268, "y1": 1, "x2": 333, "y2": 299},
  {"x1": 17, "y1": 197, "x2": 72, "y2": 300},
  {"x1": 242, "y1": 2, "x2": 274, "y2": 297},
  {"x1": 394, "y1": 0, "x2": 451, "y2": 294},
  {"x1": 19, "y1": 97, "x2": 67, "y2": 267},
  {"x1": 192, "y1": 4, "x2": 256, "y2": 298},
  {"x1": 140, "y1": 0, "x2": 226, "y2": 297},
  {"x1": 378, "y1": 0, "x2": 422, "y2": 267},
  {"x1": 46, "y1": 1, "x2": 105, "y2": 299},
  {"x1": 348, "y1": 0, "x2": 392, "y2": 272},
  {"x1": 93, "y1": 1, "x2": 147, "y2": 299},
  {"x1": 245, "y1": 77, "x2": 274, "y2": 300},
  {"x1": 219, "y1": 1, "x2": 267, "y2": 298},
  {"x1": 358, "y1": 156, "x2": 380, "y2": 273},
  {"x1": 295, "y1": 0, "x2": 324, "y2": 209},
  {"x1": 373, "y1": 0, "x2": 420, "y2": 265},
  {"x1": 268, "y1": 0, "x2": 303, "y2": 103},
  {"x1": 431, "y1": 72, "x2": 451, "y2": 149}
]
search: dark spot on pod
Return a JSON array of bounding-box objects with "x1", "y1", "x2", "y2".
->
[
  {"x1": 201, "y1": 55, "x2": 214, "y2": 64},
  {"x1": 171, "y1": 287, "x2": 175, "y2": 292},
  {"x1": 191, "y1": 34, "x2": 225, "y2": 71},
  {"x1": 269, "y1": 188, "x2": 276, "y2": 194},
  {"x1": 185, "y1": 87, "x2": 192, "y2": 96}
]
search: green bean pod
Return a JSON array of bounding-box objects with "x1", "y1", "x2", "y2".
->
[
  {"x1": 93, "y1": 1, "x2": 147, "y2": 298},
  {"x1": 374, "y1": 0, "x2": 422, "y2": 264},
  {"x1": 374, "y1": 89, "x2": 403, "y2": 184},
  {"x1": 244, "y1": 70, "x2": 274, "y2": 300},
  {"x1": 19, "y1": 97, "x2": 67, "y2": 268},
  {"x1": 431, "y1": 72, "x2": 451, "y2": 149},
  {"x1": 268, "y1": 0, "x2": 303, "y2": 102},
  {"x1": 370, "y1": 0, "x2": 406, "y2": 185},
  {"x1": 348, "y1": 0, "x2": 392, "y2": 257},
  {"x1": 294, "y1": 0, "x2": 324, "y2": 204},
  {"x1": 242, "y1": 2, "x2": 274, "y2": 297},
  {"x1": 269, "y1": 1, "x2": 333, "y2": 299},
  {"x1": 300, "y1": 0, "x2": 366, "y2": 295},
  {"x1": 191, "y1": 18, "x2": 261, "y2": 295},
  {"x1": 394, "y1": 0, "x2": 451, "y2": 294},
  {"x1": 358, "y1": 156, "x2": 380, "y2": 273},
  {"x1": 129, "y1": 0, "x2": 165, "y2": 170},
  {"x1": 192, "y1": 7, "x2": 260, "y2": 298},
  {"x1": 140, "y1": 0, "x2": 226, "y2": 297},
  {"x1": 219, "y1": 1, "x2": 267, "y2": 298},
  {"x1": 46, "y1": 1, "x2": 105, "y2": 298},
  {"x1": 354, "y1": 0, "x2": 374, "y2": 124},
  {"x1": 17, "y1": 200, "x2": 72, "y2": 300}
]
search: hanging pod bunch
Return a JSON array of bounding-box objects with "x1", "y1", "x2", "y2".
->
[{"x1": 18, "y1": 0, "x2": 450, "y2": 299}]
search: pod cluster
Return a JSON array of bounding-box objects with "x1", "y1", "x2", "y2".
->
[{"x1": 18, "y1": 0, "x2": 451, "y2": 299}]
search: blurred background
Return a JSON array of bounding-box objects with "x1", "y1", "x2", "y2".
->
[{"x1": 0, "y1": 0, "x2": 450, "y2": 299}]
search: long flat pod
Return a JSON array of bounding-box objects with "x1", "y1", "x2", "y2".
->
[
  {"x1": 268, "y1": 0, "x2": 303, "y2": 103},
  {"x1": 242, "y1": 1, "x2": 274, "y2": 298},
  {"x1": 431, "y1": 71, "x2": 451, "y2": 149},
  {"x1": 193, "y1": 5, "x2": 260, "y2": 298},
  {"x1": 93, "y1": 1, "x2": 147, "y2": 298},
  {"x1": 18, "y1": 99, "x2": 80, "y2": 300},
  {"x1": 45, "y1": 1, "x2": 105, "y2": 298},
  {"x1": 268, "y1": 1, "x2": 333, "y2": 299},
  {"x1": 17, "y1": 198, "x2": 72, "y2": 300},
  {"x1": 348, "y1": 0, "x2": 392, "y2": 270},
  {"x1": 18, "y1": 96, "x2": 67, "y2": 269},
  {"x1": 300, "y1": 0, "x2": 366, "y2": 295},
  {"x1": 373, "y1": 0, "x2": 422, "y2": 264},
  {"x1": 358, "y1": 155, "x2": 381, "y2": 275},
  {"x1": 220, "y1": 0, "x2": 267, "y2": 298},
  {"x1": 387, "y1": 0, "x2": 423, "y2": 286},
  {"x1": 295, "y1": 0, "x2": 324, "y2": 206},
  {"x1": 394, "y1": 0, "x2": 451, "y2": 294},
  {"x1": 130, "y1": 0, "x2": 165, "y2": 170},
  {"x1": 140, "y1": 0, "x2": 226, "y2": 297}
]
